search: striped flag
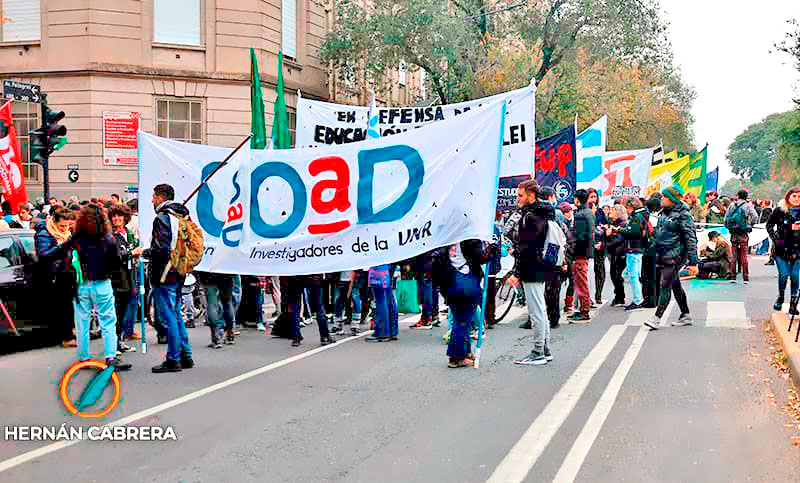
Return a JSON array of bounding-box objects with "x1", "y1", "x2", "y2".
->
[{"x1": 651, "y1": 143, "x2": 664, "y2": 166}]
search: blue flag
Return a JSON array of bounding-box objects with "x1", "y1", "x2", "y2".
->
[{"x1": 707, "y1": 167, "x2": 719, "y2": 193}]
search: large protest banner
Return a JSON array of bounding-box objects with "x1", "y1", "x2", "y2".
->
[
  {"x1": 586, "y1": 148, "x2": 654, "y2": 206},
  {"x1": 295, "y1": 84, "x2": 534, "y2": 177},
  {"x1": 535, "y1": 125, "x2": 576, "y2": 202},
  {"x1": 139, "y1": 101, "x2": 507, "y2": 275},
  {"x1": 576, "y1": 115, "x2": 607, "y2": 189}
]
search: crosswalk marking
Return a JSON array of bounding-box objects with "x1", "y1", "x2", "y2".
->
[{"x1": 705, "y1": 301, "x2": 752, "y2": 328}]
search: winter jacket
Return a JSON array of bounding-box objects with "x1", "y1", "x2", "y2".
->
[
  {"x1": 724, "y1": 199, "x2": 759, "y2": 232},
  {"x1": 619, "y1": 207, "x2": 649, "y2": 254},
  {"x1": 111, "y1": 229, "x2": 137, "y2": 293},
  {"x1": 766, "y1": 201, "x2": 800, "y2": 261},
  {"x1": 700, "y1": 239, "x2": 732, "y2": 277},
  {"x1": 594, "y1": 209, "x2": 608, "y2": 253},
  {"x1": 514, "y1": 201, "x2": 558, "y2": 283},
  {"x1": 142, "y1": 201, "x2": 189, "y2": 286},
  {"x1": 605, "y1": 220, "x2": 627, "y2": 258},
  {"x1": 573, "y1": 206, "x2": 595, "y2": 259},
  {"x1": 34, "y1": 220, "x2": 71, "y2": 275},
  {"x1": 74, "y1": 234, "x2": 122, "y2": 282},
  {"x1": 654, "y1": 202, "x2": 698, "y2": 266}
]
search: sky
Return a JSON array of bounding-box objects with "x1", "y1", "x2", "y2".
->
[{"x1": 662, "y1": 0, "x2": 799, "y2": 185}]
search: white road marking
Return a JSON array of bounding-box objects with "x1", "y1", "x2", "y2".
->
[
  {"x1": 486, "y1": 324, "x2": 627, "y2": 483},
  {"x1": 552, "y1": 303, "x2": 673, "y2": 482},
  {"x1": 705, "y1": 301, "x2": 751, "y2": 328},
  {"x1": 623, "y1": 307, "x2": 656, "y2": 326},
  {"x1": 0, "y1": 329, "x2": 375, "y2": 474}
]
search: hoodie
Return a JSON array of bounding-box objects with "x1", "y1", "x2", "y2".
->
[
  {"x1": 514, "y1": 201, "x2": 558, "y2": 283},
  {"x1": 142, "y1": 201, "x2": 190, "y2": 286}
]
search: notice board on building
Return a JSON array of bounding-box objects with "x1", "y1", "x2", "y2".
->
[{"x1": 103, "y1": 111, "x2": 140, "y2": 166}]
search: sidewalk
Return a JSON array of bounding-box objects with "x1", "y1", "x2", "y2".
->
[{"x1": 769, "y1": 310, "x2": 800, "y2": 387}]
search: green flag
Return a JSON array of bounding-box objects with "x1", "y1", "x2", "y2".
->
[
  {"x1": 686, "y1": 145, "x2": 708, "y2": 203},
  {"x1": 250, "y1": 47, "x2": 267, "y2": 149},
  {"x1": 271, "y1": 51, "x2": 292, "y2": 149}
]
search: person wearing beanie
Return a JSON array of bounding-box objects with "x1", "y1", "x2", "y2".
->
[
  {"x1": 644, "y1": 185, "x2": 698, "y2": 330},
  {"x1": 766, "y1": 187, "x2": 800, "y2": 314},
  {"x1": 724, "y1": 189, "x2": 759, "y2": 284}
]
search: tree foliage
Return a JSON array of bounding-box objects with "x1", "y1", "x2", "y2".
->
[
  {"x1": 726, "y1": 111, "x2": 797, "y2": 184},
  {"x1": 775, "y1": 17, "x2": 800, "y2": 106}
]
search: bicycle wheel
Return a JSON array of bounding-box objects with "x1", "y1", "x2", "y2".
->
[{"x1": 494, "y1": 272, "x2": 516, "y2": 323}]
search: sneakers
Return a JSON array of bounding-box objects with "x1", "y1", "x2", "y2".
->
[
  {"x1": 774, "y1": 295, "x2": 785, "y2": 311},
  {"x1": 118, "y1": 341, "x2": 136, "y2": 353},
  {"x1": 643, "y1": 316, "x2": 660, "y2": 330},
  {"x1": 152, "y1": 359, "x2": 182, "y2": 373},
  {"x1": 180, "y1": 354, "x2": 194, "y2": 369},
  {"x1": 320, "y1": 336, "x2": 334, "y2": 346},
  {"x1": 568, "y1": 313, "x2": 591, "y2": 323},
  {"x1": 610, "y1": 300, "x2": 626, "y2": 307},
  {"x1": 514, "y1": 351, "x2": 547, "y2": 366},
  {"x1": 291, "y1": 338, "x2": 302, "y2": 347},
  {"x1": 365, "y1": 336, "x2": 390, "y2": 342},
  {"x1": 624, "y1": 303, "x2": 644, "y2": 311},
  {"x1": 256, "y1": 323, "x2": 266, "y2": 332},
  {"x1": 351, "y1": 326, "x2": 359, "y2": 336},
  {"x1": 106, "y1": 357, "x2": 132, "y2": 372},
  {"x1": 224, "y1": 330, "x2": 236, "y2": 345},
  {"x1": 743, "y1": 280, "x2": 750, "y2": 285},
  {"x1": 207, "y1": 341, "x2": 223, "y2": 349},
  {"x1": 672, "y1": 313, "x2": 693, "y2": 327},
  {"x1": 544, "y1": 345, "x2": 554, "y2": 362},
  {"x1": 519, "y1": 319, "x2": 532, "y2": 329}
]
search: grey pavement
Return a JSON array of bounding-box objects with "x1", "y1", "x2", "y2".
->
[{"x1": 1, "y1": 257, "x2": 798, "y2": 482}]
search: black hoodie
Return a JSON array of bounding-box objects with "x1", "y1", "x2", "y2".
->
[{"x1": 514, "y1": 201, "x2": 558, "y2": 283}]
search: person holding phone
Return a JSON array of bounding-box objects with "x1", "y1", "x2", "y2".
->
[{"x1": 766, "y1": 188, "x2": 800, "y2": 315}]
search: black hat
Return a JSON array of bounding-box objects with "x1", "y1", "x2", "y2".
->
[
  {"x1": 708, "y1": 231, "x2": 720, "y2": 239},
  {"x1": 538, "y1": 186, "x2": 555, "y2": 197}
]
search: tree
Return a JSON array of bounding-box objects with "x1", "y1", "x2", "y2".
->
[
  {"x1": 775, "y1": 17, "x2": 800, "y2": 106},
  {"x1": 321, "y1": 0, "x2": 677, "y2": 105},
  {"x1": 726, "y1": 111, "x2": 795, "y2": 184}
]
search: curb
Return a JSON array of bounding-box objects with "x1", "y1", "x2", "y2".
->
[{"x1": 769, "y1": 311, "x2": 800, "y2": 388}]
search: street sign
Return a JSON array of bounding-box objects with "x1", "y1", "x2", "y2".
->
[
  {"x1": 67, "y1": 164, "x2": 79, "y2": 170},
  {"x1": 3, "y1": 80, "x2": 42, "y2": 103},
  {"x1": 67, "y1": 170, "x2": 79, "y2": 183}
]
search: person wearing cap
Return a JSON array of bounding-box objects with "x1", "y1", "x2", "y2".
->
[
  {"x1": 698, "y1": 231, "x2": 732, "y2": 279},
  {"x1": 644, "y1": 184, "x2": 698, "y2": 330}
]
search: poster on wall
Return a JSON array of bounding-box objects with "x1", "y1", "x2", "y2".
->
[{"x1": 103, "y1": 111, "x2": 140, "y2": 166}]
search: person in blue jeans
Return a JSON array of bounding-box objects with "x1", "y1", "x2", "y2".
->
[
  {"x1": 366, "y1": 264, "x2": 397, "y2": 342},
  {"x1": 198, "y1": 272, "x2": 237, "y2": 348},
  {"x1": 132, "y1": 183, "x2": 193, "y2": 373},
  {"x1": 70, "y1": 203, "x2": 131, "y2": 371},
  {"x1": 302, "y1": 274, "x2": 334, "y2": 346},
  {"x1": 617, "y1": 196, "x2": 649, "y2": 310},
  {"x1": 767, "y1": 188, "x2": 800, "y2": 313}
]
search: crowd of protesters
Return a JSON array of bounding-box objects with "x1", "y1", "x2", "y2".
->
[{"x1": 12, "y1": 175, "x2": 797, "y2": 371}]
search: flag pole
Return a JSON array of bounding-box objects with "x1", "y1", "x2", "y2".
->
[{"x1": 182, "y1": 134, "x2": 252, "y2": 206}]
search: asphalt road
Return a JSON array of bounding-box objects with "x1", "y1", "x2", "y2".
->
[{"x1": 1, "y1": 257, "x2": 798, "y2": 482}]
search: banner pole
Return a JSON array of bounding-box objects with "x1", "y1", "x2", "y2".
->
[
  {"x1": 182, "y1": 134, "x2": 252, "y2": 206},
  {"x1": 138, "y1": 261, "x2": 147, "y2": 354}
]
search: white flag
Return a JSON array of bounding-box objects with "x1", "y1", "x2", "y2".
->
[{"x1": 207, "y1": 143, "x2": 251, "y2": 270}]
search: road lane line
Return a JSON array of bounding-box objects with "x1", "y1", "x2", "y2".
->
[
  {"x1": 0, "y1": 329, "x2": 375, "y2": 474},
  {"x1": 705, "y1": 301, "x2": 751, "y2": 328},
  {"x1": 552, "y1": 301, "x2": 673, "y2": 483},
  {"x1": 486, "y1": 324, "x2": 627, "y2": 483}
]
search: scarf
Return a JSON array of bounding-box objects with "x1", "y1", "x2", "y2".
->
[{"x1": 46, "y1": 216, "x2": 71, "y2": 245}]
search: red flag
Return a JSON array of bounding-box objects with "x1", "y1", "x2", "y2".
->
[{"x1": 0, "y1": 100, "x2": 28, "y2": 213}]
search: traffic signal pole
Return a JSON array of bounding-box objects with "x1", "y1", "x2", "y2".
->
[{"x1": 40, "y1": 94, "x2": 49, "y2": 202}]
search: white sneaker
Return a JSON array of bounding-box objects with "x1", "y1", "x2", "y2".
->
[
  {"x1": 256, "y1": 323, "x2": 266, "y2": 332},
  {"x1": 643, "y1": 316, "x2": 660, "y2": 330},
  {"x1": 672, "y1": 314, "x2": 693, "y2": 327}
]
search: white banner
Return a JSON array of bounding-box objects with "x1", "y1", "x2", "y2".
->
[
  {"x1": 139, "y1": 101, "x2": 507, "y2": 275},
  {"x1": 296, "y1": 84, "x2": 535, "y2": 177},
  {"x1": 586, "y1": 148, "x2": 654, "y2": 207}
]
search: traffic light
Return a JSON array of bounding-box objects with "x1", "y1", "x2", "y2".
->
[
  {"x1": 29, "y1": 127, "x2": 48, "y2": 166},
  {"x1": 43, "y1": 102, "x2": 67, "y2": 151}
]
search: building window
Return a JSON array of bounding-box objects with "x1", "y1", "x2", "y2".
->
[
  {"x1": 156, "y1": 98, "x2": 203, "y2": 144},
  {"x1": 1, "y1": 0, "x2": 41, "y2": 42},
  {"x1": 12, "y1": 101, "x2": 39, "y2": 183},
  {"x1": 287, "y1": 107, "x2": 296, "y2": 147},
  {"x1": 281, "y1": 0, "x2": 297, "y2": 59},
  {"x1": 153, "y1": 0, "x2": 201, "y2": 46}
]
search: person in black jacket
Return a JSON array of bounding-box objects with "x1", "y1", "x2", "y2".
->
[
  {"x1": 605, "y1": 205, "x2": 628, "y2": 307},
  {"x1": 71, "y1": 204, "x2": 131, "y2": 371},
  {"x1": 132, "y1": 183, "x2": 193, "y2": 373},
  {"x1": 642, "y1": 195, "x2": 662, "y2": 308},
  {"x1": 588, "y1": 189, "x2": 607, "y2": 305},
  {"x1": 618, "y1": 196, "x2": 649, "y2": 310},
  {"x1": 644, "y1": 185, "x2": 698, "y2": 330},
  {"x1": 559, "y1": 202, "x2": 576, "y2": 314},
  {"x1": 34, "y1": 207, "x2": 76, "y2": 347},
  {"x1": 509, "y1": 180, "x2": 559, "y2": 366},
  {"x1": 571, "y1": 189, "x2": 595, "y2": 322},
  {"x1": 766, "y1": 189, "x2": 800, "y2": 314}
]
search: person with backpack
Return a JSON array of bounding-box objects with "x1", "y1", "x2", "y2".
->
[
  {"x1": 570, "y1": 189, "x2": 595, "y2": 322},
  {"x1": 766, "y1": 188, "x2": 800, "y2": 314},
  {"x1": 132, "y1": 183, "x2": 195, "y2": 373},
  {"x1": 644, "y1": 185, "x2": 698, "y2": 330},
  {"x1": 539, "y1": 186, "x2": 569, "y2": 330},
  {"x1": 725, "y1": 189, "x2": 759, "y2": 284},
  {"x1": 509, "y1": 180, "x2": 562, "y2": 366}
]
